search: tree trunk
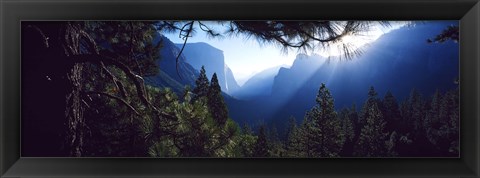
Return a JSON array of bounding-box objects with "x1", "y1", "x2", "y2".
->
[
  {"x1": 62, "y1": 22, "x2": 86, "y2": 157},
  {"x1": 65, "y1": 62, "x2": 85, "y2": 157}
]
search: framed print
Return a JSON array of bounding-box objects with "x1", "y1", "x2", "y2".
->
[{"x1": 1, "y1": 0, "x2": 479, "y2": 177}]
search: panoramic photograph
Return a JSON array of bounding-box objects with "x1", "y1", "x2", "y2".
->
[{"x1": 21, "y1": 21, "x2": 459, "y2": 157}]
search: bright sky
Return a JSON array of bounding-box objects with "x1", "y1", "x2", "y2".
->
[{"x1": 164, "y1": 21, "x2": 408, "y2": 86}]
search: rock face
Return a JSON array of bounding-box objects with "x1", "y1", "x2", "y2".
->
[
  {"x1": 232, "y1": 65, "x2": 286, "y2": 100},
  {"x1": 145, "y1": 34, "x2": 199, "y2": 94},
  {"x1": 176, "y1": 42, "x2": 240, "y2": 95}
]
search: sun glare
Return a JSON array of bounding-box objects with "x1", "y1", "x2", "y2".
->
[{"x1": 320, "y1": 30, "x2": 386, "y2": 58}]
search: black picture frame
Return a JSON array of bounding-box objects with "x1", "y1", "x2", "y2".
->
[{"x1": 1, "y1": 0, "x2": 479, "y2": 177}]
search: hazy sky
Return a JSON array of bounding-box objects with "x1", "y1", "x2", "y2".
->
[{"x1": 164, "y1": 21, "x2": 408, "y2": 86}]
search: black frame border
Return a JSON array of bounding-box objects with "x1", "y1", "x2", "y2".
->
[{"x1": 1, "y1": 0, "x2": 479, "y2": 177}]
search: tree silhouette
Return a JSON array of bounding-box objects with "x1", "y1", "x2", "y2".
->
[
  {"x1": 355, "y1": 99, "x2": 388, "y2": 157},
  {"x1": 208, "y1": 73, "x2": 229, "y2": 126},
  {"x1": 382, "y1": 91, "x2": 401, "y2": 133},
  {"x1": 286, "y1": 117, "x2": 306, "y2": 157},
  {"x1": 338, "y1": 108, "x2": 355, "y2": 156},
  {"x1": 253, "y1": 126, "x2": 269, "y2": 157},
  {"x1": 304, "y1": 83, "x2": 344, "y2": 157},
  {"x1": 355, "y1": 86, "x2": 388, "y2": 157},
  {"x1": 192, "y1": 66, "x2": 210, "y2": 102}
]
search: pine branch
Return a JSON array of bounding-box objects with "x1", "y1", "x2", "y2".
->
[
  {"x1": 174, "y1": 21, "x2": 194, "y2": 79},
  {"x1": 99, "y1": 61, "x2": 128, "y2": 98},
  {"x1": 84, "y1": 91, "x2": 140, "y2": 115},
  {"x1": 25, "y1": 25, "x2": 49, "y2": 48},
  {"x1": 68, "y1": 53, "x2": 153, "y2": 110}
]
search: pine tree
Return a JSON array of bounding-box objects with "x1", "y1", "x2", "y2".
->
[
  {"x1": 397, "y1": 89, "x2": 427, "y2": 156},
  {"x1": 253, "y1": 126, "x2": 269, "y2": 157},
  {"x1": 355, "y1": 101, "x2": 388, "y2": 157},
  {"x1": 242, "y1": 123, "x2": 254, "y2": 135},
  {"x1": 192, "y1": 66, "x2": 210, "y2": 102},
  {"x1": 286, "y1": 117, "x2": 302, "y2": 157},
  {"x1": 207, "y1": 73, "x2": 229, "y2": 126},
  {"x1": 267, "y1": 127, "x2": 285, "y2": 157},
  {"x1": 304, "y1": 83, "x2": 345, "y2": 157},
  {"x1": 338, "y1": 108, "x2": 355, "y2": 156},
  {"x1": 399, "y1": 100, "x2": 411, "y2": 135},
  {"x1": 349, "y1": 104, "x2": 361, "y2": 147},
  {"x1": 355, "y1": 87, "x2": 388, "y2": 157},
  {"x1": 438, "y1": 89, "x2": 459, "y2": 156},
  {"x1": 360, "y1": 86, "x2": 381, "y2": 127},
  {"x1": 382, "y1": 91, "x2": 401, "y2": 133},
  {"x1": 424, "y1": 90, "x2": 443, "y2": 147},
  {"x1": 238, "y1": 123, "x2": 256, "y2": 157},
  {"x1": 71, "y1": 22, "x2": 161, "y2": 156},
  {"x1": 409, "y1": 89, "x2": 425, "y2": 135},
  {"x1": 407, "y1": 89, "x2": 430, "y2": 155},
  {"x1": 152, "y1": 89, "x2": 239, "y2": 157},
  {"x1": 285, "y1": 116, "x2": 297, "y2": 140}
]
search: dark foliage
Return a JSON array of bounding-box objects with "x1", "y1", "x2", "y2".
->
[
  {"x1": 208, "y1": 73, "x2": 229, "y2": 126},
  {"x1": 427, "y1": 25, "x2": 459, "y2": 44},
  {"x1": 253, "y1": 126, "x2": 269, "y2": 157},
  {"x1": 192, "y1": 66, "x2": 210, "y2": 102}
]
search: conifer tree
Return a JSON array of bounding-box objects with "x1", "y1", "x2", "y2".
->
[
  {"x1": 285, "y1": 116, "x2": 297, "y2": 141},
  {"x1": 286, "y1": 117, "x2": 302, "y2": 157},
  {"x1": 304, "y1": 83, "x2": 345, "y2": 157},
  {"x1": 238, "y1": 123, "x2": 256, "y2": 157},
  {"x1": 207, "y1": 73, "x2": 229, "y2": 126},
  {"x1": 355, "y1": 87, "x2": 388, "y2": 157},
  {"x1": 408, "y1": 89, "x2": 426, "y2": 134},
  {"x1": 349, "y1": 104, "x2": 361, "y2": 146},
  {"x1": 399, "y1": 100, "x2": 411, "y2": 134},
  {"x1": 242, "y1": 123, "x2": 254, "y2": 135},
  {"x1": 382, "y1": 91, "x2": 402, "y2": 133},
  {"x1": 360, "y1": 86, "x2": 381, "y2": 126},
  {"x1": 338, "y1": 108, "x2": 355, "y2": 156},
  {"x1": 253, "y1": 126, "x2": 269, "y2": 157},
  {"x1": 424, "y1": 90, "x2": 443, "y2": 147},
  {"x1": 407, "y1": 89, "x2": 430, "y2": 155},
  {"x1": 192, "y1": 66, "x2": 210, "y2": 102},
  {"x1": 438, "y1": 89, "x2": 459, "y2": 155},
  {"x1": 397, "y1": 89, "x2": 427, "y2": 156},
  {"x1": 355, "y1": 101, "x2": 388, "y2": 157},
  {"x1": 149, "y1": 89, "x2": 239, "y2": 157},
  {"x1": 268, "y1": 127, "x2": 285, "y2": 157}
]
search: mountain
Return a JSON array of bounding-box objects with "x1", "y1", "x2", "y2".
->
[
  {"x1": 176, "y1": 42, "x2": 240, "y2": 95},
  {"x1": 226, "y1": 21, "x2": 459, "y2": 130},
  {"x1": 268, "y1": 21, "x2": 459, "y2": 128},
  {"x1": 145, "y1": 34, "x2": 199, "y2": 94},
  {"x1": 232, "y1": 65, "x2": 287, "y2": 99}
]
